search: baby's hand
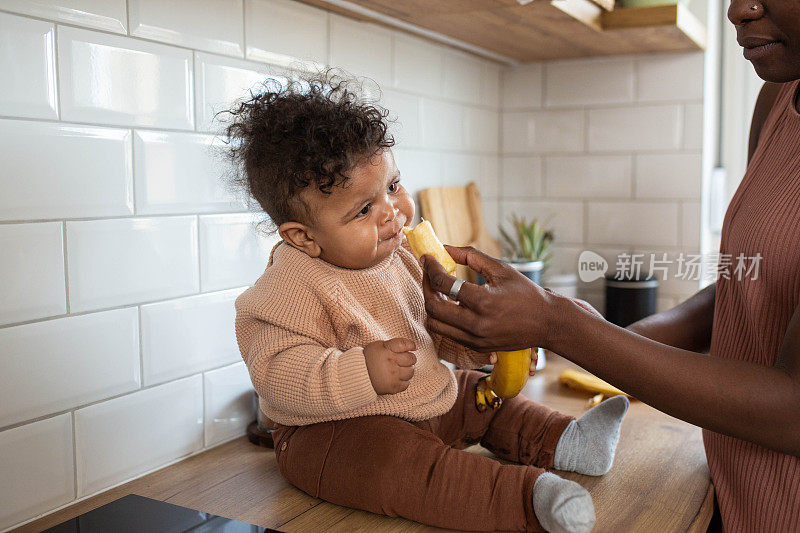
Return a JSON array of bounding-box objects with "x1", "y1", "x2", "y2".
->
[{"x1": 364, "y1": 338, "x2": 417, "y2": 395}]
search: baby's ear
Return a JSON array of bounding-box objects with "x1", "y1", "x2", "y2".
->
[{"x1": 278, "y1": 222, "x2": 321, "y2": 258}]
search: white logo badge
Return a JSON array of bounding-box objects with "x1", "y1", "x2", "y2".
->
[{"x1": 578, "y1": 251, "x2": 608, "y2": 283}]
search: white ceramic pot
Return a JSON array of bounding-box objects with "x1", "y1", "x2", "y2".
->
[{"x1": 507, "y1": 260, "x2": 544, "y2": 284}]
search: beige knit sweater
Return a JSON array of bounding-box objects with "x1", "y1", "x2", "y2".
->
[{"x1": 235, "y1": 236, "x2": 487, "y2": 426}]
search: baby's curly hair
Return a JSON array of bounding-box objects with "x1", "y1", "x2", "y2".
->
[{"x1": 220, "y1": 70, "x2": 395, "y2": 229}]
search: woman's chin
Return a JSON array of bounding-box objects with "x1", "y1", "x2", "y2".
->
[{"x1": 749, "y1": 52, "x2": 800, "y2": 83}]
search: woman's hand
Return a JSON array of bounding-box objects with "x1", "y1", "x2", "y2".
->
[
  {"x1": 420, "y1": 245, "x2": 559, "y2": 352},
  {"x1": 573, "y1": 298, "x2": 603, "y2": 318}
]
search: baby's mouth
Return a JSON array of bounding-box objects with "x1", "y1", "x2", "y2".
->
[{"x1": 380, "y1": 225, "x2": 404, "y2": 244}]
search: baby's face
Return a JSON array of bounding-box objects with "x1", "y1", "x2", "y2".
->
[{"x1": 303, "y1": 148, "x2": 414, "y2": 269}]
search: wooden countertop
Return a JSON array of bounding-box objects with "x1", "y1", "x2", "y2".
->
[{"x1": 19, "y1": 354, "x2": 712, "y2": 533}]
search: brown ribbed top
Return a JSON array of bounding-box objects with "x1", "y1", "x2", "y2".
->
[{"x1": 705, "y1": 79, "x2": 800, "y2": 532}]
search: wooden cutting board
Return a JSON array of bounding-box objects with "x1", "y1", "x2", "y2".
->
[{"x1": 418, "y1": 182, "x2": 502, "y2": 282}]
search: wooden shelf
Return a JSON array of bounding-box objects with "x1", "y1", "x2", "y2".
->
[{"x1": 299, "y1": 0, "x2": 706, "y2": 63}]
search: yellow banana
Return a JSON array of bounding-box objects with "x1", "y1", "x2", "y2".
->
[
  {"x1": 485, "y1": 349, "x2": 532, "y2": 397},
  {"x1": 558, "y1": 368, "x2": 633, "y2": 398},
  {"x1": 402, "y1": 220, "x2": 457, "y2": 276},
  {"x1": 402, "y1": 220, "x2": 532, "y2": 411}
]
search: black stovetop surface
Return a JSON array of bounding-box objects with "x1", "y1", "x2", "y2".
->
[{"x1": 43, "y1": 494, "x2": 281, "y2": 532}]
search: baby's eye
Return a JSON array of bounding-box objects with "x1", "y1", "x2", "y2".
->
[
  {"x1": 388, "y1": 180, "x2": 399, "y2": 193},
  {"x1": 356, "y1": 204, "x2": 370, "y2": 217}
]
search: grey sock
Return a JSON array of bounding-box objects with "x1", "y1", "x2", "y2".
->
[
  {"x1": 554, "y1": 395, "x2": 629, "y2": 476},
  {"x1": 532, "y1": 472, "x2": 595, "y2": 533}
]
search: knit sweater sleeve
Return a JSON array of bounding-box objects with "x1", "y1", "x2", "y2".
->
[
  {"x1": 235, "y1": 252, "x2": 378, "y2": 419},
  {"x1": 431, "y1": 333, "x2": 489, "y2": 370},
  {"x1": 241, "y1": 323, "x2": 378, "y2": 418}
]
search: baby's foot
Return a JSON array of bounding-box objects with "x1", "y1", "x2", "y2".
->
[
  {"x1": 553, "y1": 395, "x2": 629, "y2": 476},
  {"x1": 533, "y1": 472, "x2": 595, "y2": 533}
]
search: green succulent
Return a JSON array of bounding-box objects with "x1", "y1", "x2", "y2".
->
[{"x1": 499, "y1": 214, "x2": 554, "y2": 265}]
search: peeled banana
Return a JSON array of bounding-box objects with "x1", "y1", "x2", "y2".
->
[
  {"x1": 402, "y1": 220, "x2": 457, "y2": 276},
  {"x1": 402, "y1": 220, "x2": 532, "y2": 412},
  {"x1": 558, "y1": 368, "x2": 632, "y2": 398}
]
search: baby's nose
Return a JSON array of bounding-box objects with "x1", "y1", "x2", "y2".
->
[{"x1": 381, "y1": 202, "x2": 398, "y2": 223}]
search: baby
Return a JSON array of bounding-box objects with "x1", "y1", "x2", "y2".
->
[{"x1": 228, "y1": 73, "x2": 628, "y2": 533}]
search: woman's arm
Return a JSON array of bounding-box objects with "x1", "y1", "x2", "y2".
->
[
  {"x1": 549, "y1": 295, "x2": 800, "y2": 457},
  {"x1": 421, "y1": 248, "x2": 800, "y2": 456},
  {"x1": 626, "y1": 283, "x2": 715, "y2": 352}
]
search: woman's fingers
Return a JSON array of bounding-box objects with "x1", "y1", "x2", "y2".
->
[
  {"x1": 425, "y1": 315, "x2": 486, "y2": 350},
  {"x1": 421, "y1": 262, "x2": 483, "y2": 329},
  {"x1": 443, "y1": 245, "x2": 505, "y2": 283},
  {"x1": 420, "y1": 254, "x2": 484, "y2": 311}
]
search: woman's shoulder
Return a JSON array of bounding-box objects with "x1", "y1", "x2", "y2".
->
[{"x1": 748, "y1": 81, "x2": 799, "y2": 162}]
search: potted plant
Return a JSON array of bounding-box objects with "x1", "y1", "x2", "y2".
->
[{"x1": 499, "y1": 214, "x2": 554, "y2": 285}]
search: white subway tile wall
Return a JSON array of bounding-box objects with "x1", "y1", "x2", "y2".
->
[
  {"x1": 502, "y1": 109, "x2": 585, "y2": 154},
  {"x1": 0, "y1": 13, "x2": 58, "y2": 120},
  {"x1": 503, "y1": 200, "x2": 585, "y2": 245},
  {"x1": 199, "y1": 213, "x2": 280, "y2": 291},
  {"x1": 245, "y1": 0, "x2": 327, "y2": 67},
  {"x1": 636, "y1": 53, "x2": 705, "y2": 102},
  {"x1": 203, "y1": 362, "x2": 256, "y2": 447},
  {"x1": 58, "y1": 26, "x2": 195, "y2": 129},
  {"x1": 133, "y1": 130, "x2": 245, "y2": 214},
  {"x1": 500, "y1": 51, "x2": 705, "y2": 306},
  {"x1": 393, "y1": 34, "x2": 443, "y2": 97},
  {"x1": 545, "y1": 57, "x2": 635, "y2": 107},
  {"x1": 544, "y1": 155, "x2": 632, "y2": 198},
  {"x1": 0, "y1": 414, "x2": 75, "y2": 529},
  {"x1": 501, "y1": 157, "x2": 543, "y2": 198},
  {"x1": 329, "y1": 15, "x2": 393, "y2": 86},
  {"x1": 0, "y1": 120, "x2": 133, "y2": 220},
  {"x1": 0, "y1": 308, "x2": 141, "y2": 428},
  {"x1": 128, "y1": 0, "x2": 244, "y2": 57},
  {"x1": 634, "y1": 153, "x2": 703, "y2": 199},
  {"x1": 587, "y1": 104, "x2": 682, "y2": 152},
  {"x1": 66, "y1": 217, "x2": 199, "y2": 312},
  {"x1": 0, "y1": 2, "x2": 504, "y2": 529},
  {"x1": 501, "y1": 63, "x2": 543, "y2": 110},
  {"x1": 0, "y1": 223, "x2": 66, "y2": 325},
  {"x1": 0, "y1": 0, "x2": 127, "y2": 33},
  {"x1": 141, "y1": 288, "x2": 246, "y2": 386},
  {"x1": 587, "y1": 202, "x2": 680, "y2": 247},
  {"x1": 194, "y1": 52, "x2": 273, "y2": 133},
  {"x1": 74, "y1": 375, "x2": 204, "y2": 496}
]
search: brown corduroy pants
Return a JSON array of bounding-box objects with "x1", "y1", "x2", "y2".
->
[{"x1": 272, "y1": 369, "x2": 574, "y2": 532}]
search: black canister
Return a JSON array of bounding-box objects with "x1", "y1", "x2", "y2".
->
[{"x1": 604, "y1": 274, "x2": 658, "y2": 327}]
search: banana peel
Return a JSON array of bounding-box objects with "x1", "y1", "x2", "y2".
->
[
  {"x1": 558, "y1": 368, "x2": 634, "y2": 399},
  {"x1": 475, "y1": 348, "x2": 533, "y2": 411}
]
